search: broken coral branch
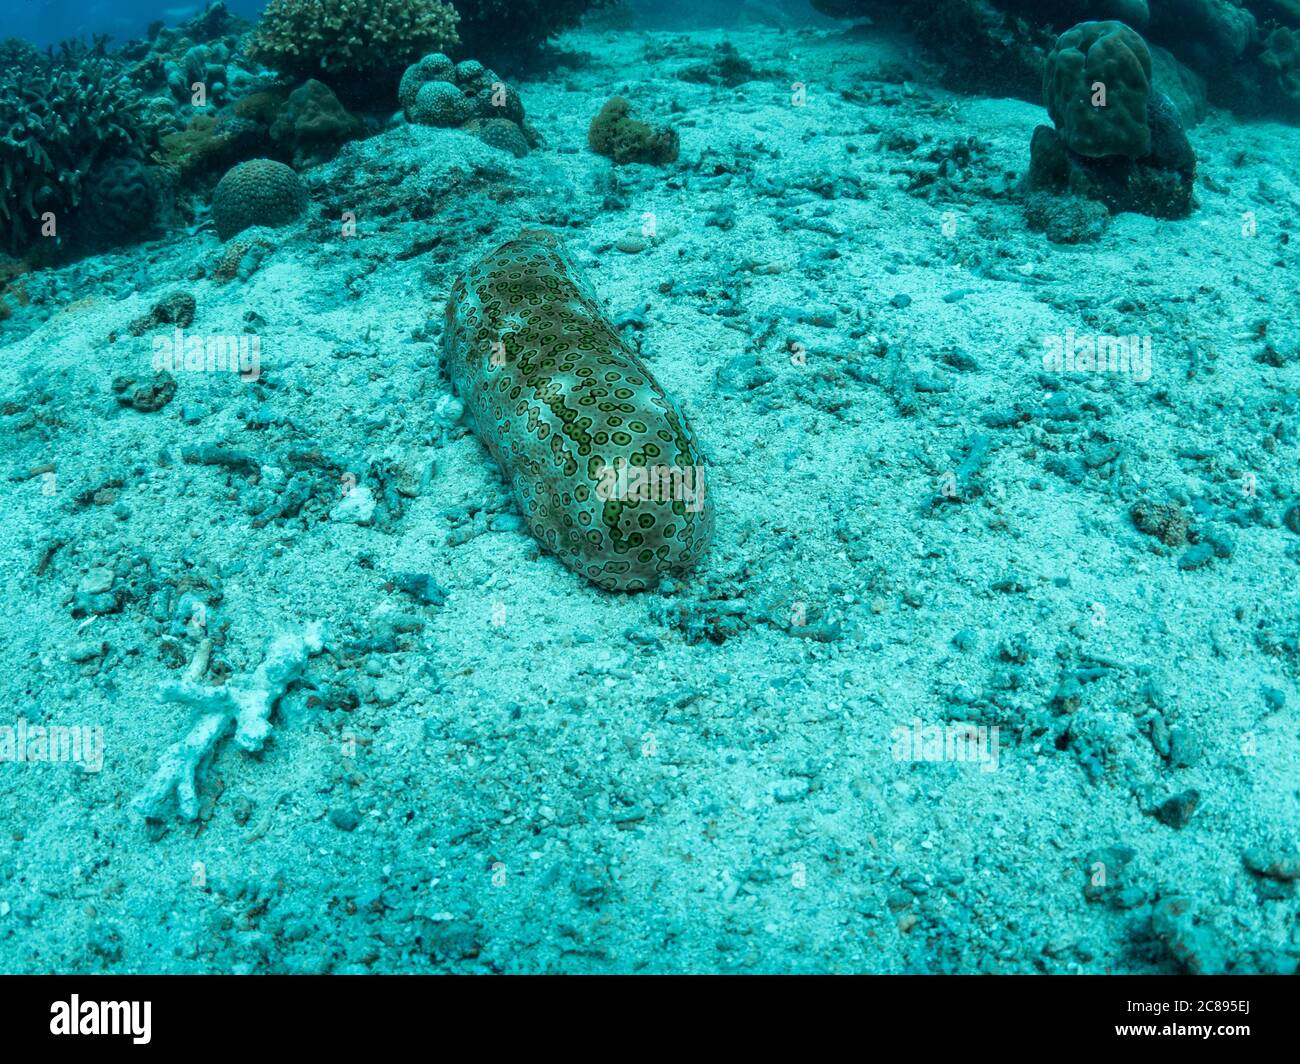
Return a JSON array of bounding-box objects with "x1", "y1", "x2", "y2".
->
[{"x1": 133, "y1": 622, "x2": 325, "y2": 822}]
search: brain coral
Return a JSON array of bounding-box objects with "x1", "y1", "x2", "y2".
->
[
  {"x1": 211, "y1": 158, "x2": 307, "y2": 241},
  {"x1": 444, "y1": 229, "x2": 713, "y2": 591},
  {"x1": 247, "y1": 0, "x2": 459, "y2": 81},
  {"x1": 83, "y1": 158, "x2": 162, "y2": 248},
  {"x1": 1044, "y1": 20, "x2": 1153, "y2": 158}
]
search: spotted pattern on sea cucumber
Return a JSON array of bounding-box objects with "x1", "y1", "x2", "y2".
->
[{"x1": 443, "y1": 229, "x2": 713, "y2": 591}]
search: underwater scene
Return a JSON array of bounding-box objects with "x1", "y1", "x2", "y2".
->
[{"x1": 0, "y1": 0, "x2": 1297, "y2": 978}]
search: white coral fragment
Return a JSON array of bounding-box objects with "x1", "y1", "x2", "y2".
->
[{"x1": 133, "y1": 622, "x2": 325, "y2": 822}]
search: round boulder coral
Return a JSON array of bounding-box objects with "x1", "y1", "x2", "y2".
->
[
  {"x1": 399, "y1": 53, "x2": 456, "y2": 111},
  {"x1": 400, "y1": 51, "x2": 527, "y2": 128},
  {"x1": 211, "y1": 159, "x2": 307, "y2": 241},
  {"x1": 410, "y1": 81, "x2": 471, "y2": 126},
  {"x1": 1044, "y1": 20, "x2": 1152, "y2": 159},
  {"x1": 463, "y1": 118, "x2": 530, "y2": 158}
]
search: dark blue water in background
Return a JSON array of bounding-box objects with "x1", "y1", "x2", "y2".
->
[
  {"x1": 7, "y1": 0, "x2": 831, "y2": 49},
  {"x1": 6, "y1": 0, "x2": 265, "y2": 46}
]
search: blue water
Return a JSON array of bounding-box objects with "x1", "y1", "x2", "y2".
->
[
  {"x1": 7, "y1": 0, "x2": 832, "y2": 48},
  {"x1": 6, "y1": 0, "x2": 267, "y2": 47}
]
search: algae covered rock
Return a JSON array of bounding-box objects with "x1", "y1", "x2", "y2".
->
[
  {"x1": 588, "y1": 97, "x2": 679, "y2": 166},
  {"x1": 269, "y1": 79, "x2": 362, "y2": 167},
  {"x1": 211, "y1": 158, "x2": 307, "y2": 241}
]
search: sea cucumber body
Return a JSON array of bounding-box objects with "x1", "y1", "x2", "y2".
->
[{"x1": 443, "y1": 230, "x2": 713, "y2": 591}]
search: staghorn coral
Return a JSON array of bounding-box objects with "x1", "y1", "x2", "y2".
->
[
  {"x1": 211, "y1": 158, "x2": 307, "y2": 240},
  {"x1": 443, "y1": 229, "x2": 713, "y2": 592},
  {"x1": 0, "y1": 37, "x2": 41, "y2": 73},
  {"x1": 1044, "y1": 20, "x2": 1153, "y2": 158},
  {"x1": 0, "y1": 42, "x2": 161, "y2": 254},
  {"x1": 247, "y1": 0, "x2": 460, "y2": 85}
]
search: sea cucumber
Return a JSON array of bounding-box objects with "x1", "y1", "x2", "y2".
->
[{"x1": 443, "y1": 229, "x2": 713, "y2": 591}]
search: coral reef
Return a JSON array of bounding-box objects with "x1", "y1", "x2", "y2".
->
[
  {"x1": 399, "y1": 54, "x2": 526, "y2": 127},
  {"x1": 588, "y1": 96, "x2": 680, "y2": 165},
  {"x1": 269, "y1": 79, "x2": 363, "y2": 168},
  {"x1": 247, "y1": 0, "x2": 460, "y2": 100},
  {"x1": 443, "y1": 230, "x2": 713, "y2": 591},
  {"x1": 210, "y1": 158, "x2": 307, "y2": 240},
  {"x1": 133, "y1": 625, "x2": 325, "y2": 821},
  {"x1": 1027, "y1": 21, "x2": 1197, "y2": 219},
  {"x1": 0, "y1": 42, "x2": 161, "y2": 254}
]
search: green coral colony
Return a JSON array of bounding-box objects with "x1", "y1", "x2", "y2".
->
[{"x1": 444, "y1": 231, "x2": 714, "y2": 591}]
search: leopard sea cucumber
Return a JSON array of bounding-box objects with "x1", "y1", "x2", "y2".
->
[{"x1": 443, "y1": 229, "x2": 713, "y2": 591}]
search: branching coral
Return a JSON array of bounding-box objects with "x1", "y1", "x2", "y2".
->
[
  {"x1": 0, "y1": 42, "x2": 160, "y2": 254},
  {"x1": 246, "y1": 0, "x2": 460, "y2": 82},
  {"x1": 133, "y1": 623, "x2": 325, "y2": 822}
]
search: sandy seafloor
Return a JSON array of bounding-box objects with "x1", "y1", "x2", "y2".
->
[{"x1": 0, "y1": 20, "x2": 1297, "y2": 974}]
